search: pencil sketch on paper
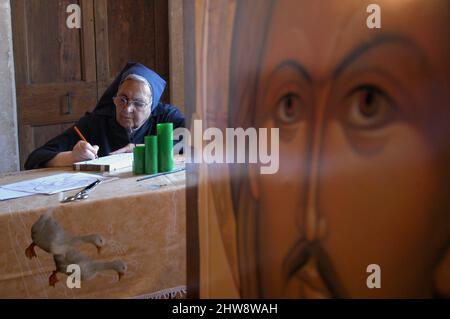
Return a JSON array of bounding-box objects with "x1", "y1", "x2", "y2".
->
[{"x1": 2, "y1": 173, "x2": 106, "y2": 195}]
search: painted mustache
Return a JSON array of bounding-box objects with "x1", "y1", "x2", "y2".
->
[{"x1": 282, "y1": 239, "x2": 346, "y2": 298}]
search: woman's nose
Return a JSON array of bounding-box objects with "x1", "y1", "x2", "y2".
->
[{"x1": 123, "y1": 104, "x2": 134, "y2": 113}]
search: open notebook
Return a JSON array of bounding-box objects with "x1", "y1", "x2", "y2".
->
[{"x1": 73, "y1": 153, "x2": 133, "y2": 172}]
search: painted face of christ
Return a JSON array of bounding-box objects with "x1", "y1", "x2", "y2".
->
[{"x1": 241, "y1": 0, "x2": 450, "y2": 297}]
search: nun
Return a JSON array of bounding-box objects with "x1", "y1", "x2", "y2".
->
[{"x1": 25, "y1": 62, "x2": 184, "y2": 169}]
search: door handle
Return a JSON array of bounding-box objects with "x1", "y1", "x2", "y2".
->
[{"x1": 63, "y1": 92, "x2": 72, "y2": 115}]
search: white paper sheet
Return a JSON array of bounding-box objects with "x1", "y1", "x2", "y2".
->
[
  {"x1": 1, "y1": 173, "x2": 107, "y2": 195},
  {"x1": 0, "y1": 188, "x2": 35, "y2": 201},
  {"x1": 74, "y1": 152, "x2": 133, "y2": 166}
]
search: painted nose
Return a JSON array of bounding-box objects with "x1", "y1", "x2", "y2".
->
[{"x1": 302, "y1": 93, "x2": 328, "y2": 243}]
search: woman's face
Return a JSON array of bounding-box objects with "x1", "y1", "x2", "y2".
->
[
  {"x1": 252, "y1": 0, "x2": 449, "y2": 297},
  {"x1": 114, "y1": 79, "x2": 152, "y2": 129}
]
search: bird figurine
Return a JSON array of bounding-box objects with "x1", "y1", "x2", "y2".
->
[
  {"x1": 25, "y1": 211, "x2": 105, "y2": 259},
  {"x1": 49, "y1": 249, "x2": 127, "y2": 286}
]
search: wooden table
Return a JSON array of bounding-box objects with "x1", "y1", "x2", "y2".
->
[{"x1": 0, "y1": 164, "x2": 186, "y2": 298}]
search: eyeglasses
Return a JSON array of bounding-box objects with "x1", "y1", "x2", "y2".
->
[{"x1": 113, "y1": 95, "x2": 150, "y2": 110}]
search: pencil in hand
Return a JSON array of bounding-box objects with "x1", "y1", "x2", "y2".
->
[{"x1": 73, "y1": 126, "x2": 99, "y2": 159}]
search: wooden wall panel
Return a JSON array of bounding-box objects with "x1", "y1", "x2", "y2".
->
[
  {"x1": 107, "y1": 0, "x2": 156, "y2": 78},
  {"x1": 154, "y1": 0, "x2": 170, "y2": 103},
  {"x1": 95, "y1": 0, "x2": 169, "y2": 102},
  {"x1": 28, "y1": 0, "x2": 82, "y2": 83},
  {"x1": 11, "y1": 0, "x2": 97, "y2": 168}
]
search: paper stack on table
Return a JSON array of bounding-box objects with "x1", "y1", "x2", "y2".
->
[
  {"x1": 0, "y1": 188, "x2": 34, "y2": 201},
  {"x1": 73, "y1": 153, "x2": 133, "y2": 172},
  {"x1": 0, "y1": 173, "x2": 108, "y2": 200}
]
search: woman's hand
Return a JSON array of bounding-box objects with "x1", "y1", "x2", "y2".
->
[
  {"x1": 45, "y1": 141, "x2": 99, "y2": 167},
  {"x1": 72, "y1": 140, "x2": 99, "y2": 161},
  {"x1": 47, "y1": 141, "x2": 132, "y2": 168}
]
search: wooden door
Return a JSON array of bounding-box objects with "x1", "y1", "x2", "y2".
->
[
  {"x1": 11, "y1": 0, "x2": 97, "y2": 168},
  {"x1": 94, "y1": 0, "x2": 170, "y2": 103},
  {"x1": 11, "y1": 0, "x2": 170, "y2": 169}
]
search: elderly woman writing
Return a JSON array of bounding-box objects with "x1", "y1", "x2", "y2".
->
[{"x1": 25, "y1": 62, "x2": 184, "y2": 169}]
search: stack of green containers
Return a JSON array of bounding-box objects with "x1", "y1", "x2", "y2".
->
[
  {"x1": 132, "y1": 122, "x2": 174, "y2": 175},
  {"x1": 144, "y1": 135, "x2": 158, "y2": 174},
  {"x1": 157, "y1": 123, "x2": 174, "y2": 173},
  {"x1": 133, "y1": 145, "x2": 145, "y2": 175}
]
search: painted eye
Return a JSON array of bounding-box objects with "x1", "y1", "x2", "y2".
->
[
  {"x1": 275, "y1": 93, "x2": 303, "y2": 125},
  {"x1": 344, "y1": 86, "x2": 394, "y2": 129}
]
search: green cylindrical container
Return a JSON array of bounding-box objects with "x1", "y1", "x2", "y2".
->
[
  {"x1": 144, "y1": 135, "x2": 158, "y2": 174},
  {"x1": 157, "y1": 123, "x2": 174, "y2": 172},
  {"x1": 133, "y1": 145, "x2": 145, "y2": 175}
]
